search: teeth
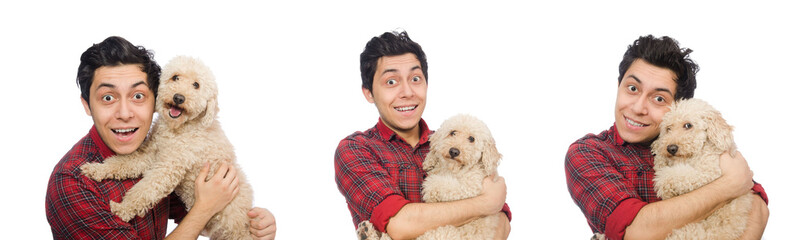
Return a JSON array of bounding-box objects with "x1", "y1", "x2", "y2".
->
[
  {"x1": 626, "y1": 118, "x2": 645, "y2": 127},
  {"x1": 395, "y1": 106, "x2": 415, "y2": 111},
  {"x1": 113, "y1": 128, "x2": 136, "y2": 133}
]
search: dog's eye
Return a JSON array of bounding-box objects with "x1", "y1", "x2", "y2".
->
[
  {"x1": 684, "y1": 123, "x2": 693, "y2": 129},
  {"x1": 666, "y1": 127, "x2": 671, "y2": 132},
  {"x1": 172, "y1": 75, "x2": 180, "y2": 81},
  {"x1": 193, "y1": 82, "x2": 200, "y2": 89},
  {"x1": 468, "y1": 136, "x2": 475, "y2": 143},
  {"x1": 450, "y1": 130, "x2": 457, "y2": 136}
]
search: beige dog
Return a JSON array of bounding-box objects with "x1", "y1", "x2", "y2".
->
[
  {"x1": 80, "y1": 56, "x2": 253, "y2": 239},
  {"x1": 356, "y1": 114, "x2": 502, "y2": 240},
  {"x1": 650, "y1": 98, "x2": 752, "y2": 240}
]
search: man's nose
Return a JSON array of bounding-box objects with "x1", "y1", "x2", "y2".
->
[
  {"x1": 116, "y1": 99, "x2": 134, "y2": 119},
  {"x1": 631, "y1": 95, "x2": 649, "y2": 115}
]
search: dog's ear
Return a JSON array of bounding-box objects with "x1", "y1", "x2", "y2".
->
[
  {"x1": 200, "y1": 97, "x2": 218, "y2": 127},
  {"x1": 703, "y1": 108, "x2": 736, "y2": 156},
  {"x1": 480, "y1": 138, "x2": 502, "y2": 176}
]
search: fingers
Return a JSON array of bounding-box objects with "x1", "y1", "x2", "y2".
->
[{"x1": 196, "y1": 162, "x2": 211, "y2": 184}]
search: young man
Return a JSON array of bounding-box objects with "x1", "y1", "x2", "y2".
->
[
  {"x1": 565, "y1": 35, "x2": 770, "y2": 240},
  {"x1": 46, "y1": 36, "x2": 277, "y2": 240},
  {"x1": 335, "y1": 31, "x2": 511, "y2": 240}
]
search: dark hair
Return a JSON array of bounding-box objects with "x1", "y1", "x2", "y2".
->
[
  {"x1": 77, "y1": 36, "x2": 161, "y2": 104},
  {"x1": 360, "y1": 31, "x2": 428, "y2": 92},
  {"x1": 618, "y1": 35, "x2": 698, "y2": 100}
]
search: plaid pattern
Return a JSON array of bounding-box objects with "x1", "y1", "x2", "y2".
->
[
  {"x1": 46, "y1": 126, "x2": 186, "y2": 240},
  {"x1": 565, "y1": 125, "x2": 658, "y2": 237},
  {"x1": 566, "y1": 125, "x2": 768, "y2": 239},
  {"x1": 335, "y1": 119, "x2": 432, "y2": 230}
]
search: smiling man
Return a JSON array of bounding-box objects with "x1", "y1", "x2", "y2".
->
[
  {"x1": 335, "y1": 31, "x2": 511, "y2": 239},
  {"x1": 565, "y1": 35, "x2": 769, "y2": 240},
  {"x1": 46, "y1": 36, "x2": 277, "y2": 240}
]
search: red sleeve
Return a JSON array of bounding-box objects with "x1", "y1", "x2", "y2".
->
[
  {"x1": 565, "y1": 142, "x2": 644, "y2": 235},
  {"x1": 752, "y1": 182, "x2": 768, "y2": 204},
  {"x1": 370, "y1": 195, "x2": 411, "y2": 232},
  {"x1": 46, "y1": 172, "x2": 139, "y2": 240},
  {"x1": 604, "y1": 198, "x2": 647, "y2": 240},
  {"x1": 501, "y1": 203, "x2": 512, "y2": 221},
  {"x1": 335, "y1": 138, "x2": 408, "y2": 231}
]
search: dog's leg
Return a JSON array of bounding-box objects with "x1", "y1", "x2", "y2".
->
[
  {"x1": 80, "y1": 147, "x2": 155, "y2": 181},
  {"x1": 110, "y1": 154, "x2": 189, "y2": 221}
]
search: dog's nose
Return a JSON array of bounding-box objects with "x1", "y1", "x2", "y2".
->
[
  {"x1": 667, "y1": 144, "x2": 678, "y2": 156},
  {"x1": 449, "y1": 148, "x2": 460, "y2": 158},
  {"x1": 173, "y1": 94, "x2": 185, "y2": 105}
]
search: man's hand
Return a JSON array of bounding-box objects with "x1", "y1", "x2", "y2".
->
[
  {"x1": 478, "y1": 175, "x2": 507, "y2": 216},
  {"x1": 248, "y1": 207, "x2": 277, "y2": 240},
  {"x1": 718, "y1": 151, "x2": 754, "y2": 199},
  {"x1": 194, "y1": 162, "x2": 239, "y2": 215}
]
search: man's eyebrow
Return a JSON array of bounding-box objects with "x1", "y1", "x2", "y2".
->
[
  {"x1": 96, "y1": 83, "x2": 116, "y2": 89},
  {"x1": 628, "y1": 74, "x2": 642, "y2": 84},
  {"x1": 380, "y1": 68, "x2": 398, "y2": 75},
  {"x1": 628, "y1": 74, "x2": 674, "y2": 95},
  {"x1": 380, "y1": 65, "x2": 422, "y2": 75},
  {"x1": 132, "y1": 81, "x2": 147, "y2": 88}
]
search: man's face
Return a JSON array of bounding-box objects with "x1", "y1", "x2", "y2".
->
[
  {"x1": 614, "y1": 59, "x2": 677, "y2": 145},
  {"x1": 81, "y1": 64, "x2": 155, "y2": 155},
  {"x1": 362, "y1": 53, "x2": 427, "y2": 136}
]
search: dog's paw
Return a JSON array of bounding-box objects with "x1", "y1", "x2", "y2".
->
[
  {"x1": 80, "y1": 163, "x2": 108, "y2": 182},
  {"x1": 110, "y1": 200, "x2": 137, "y2": 222}
]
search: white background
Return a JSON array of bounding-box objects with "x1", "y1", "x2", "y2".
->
[{"x1": 1, "y1": 1, "x2": 800, "y2": 239}]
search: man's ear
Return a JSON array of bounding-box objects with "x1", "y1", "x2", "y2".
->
[
  {"x1": 81, "y1": 96, "x2": 92, "y2": 116},
  {"x1": 362, "y1": 87, "x2": 374, "y2": 104}
]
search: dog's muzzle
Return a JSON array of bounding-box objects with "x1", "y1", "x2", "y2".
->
[
  {"x1": 667, "y1": 144, "x2": 678, "y2": 156},
  {"x1": 173, "y1": 94, "x2": 185, "y2": 105},
  {"x1": 449, "y1": 147, "x2": 460, "y2": 158}
]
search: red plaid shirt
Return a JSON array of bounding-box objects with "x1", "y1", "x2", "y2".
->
[
  {"x1": 565, "y1": 125, "x2": 768, "y2": 240},
  {"x1": 335, "y1": 119, "x2": 511, "y2": 233},
  {"x1": 46, "y1": 126, "x2": 187, "y2": 240}
]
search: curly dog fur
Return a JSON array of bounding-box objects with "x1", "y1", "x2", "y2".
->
[
  {"x1": 651, "y1": 98, "x2": 752, "y2": 240},
  {"x1": 80, "y1": 56, "x2": 254, "y2": 239},
  {"x1": 356, "y1": 114, "x2": 502, "y2": 240}
]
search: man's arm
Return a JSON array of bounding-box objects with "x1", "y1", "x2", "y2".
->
[
  {"x1": 494, "y1": 212, "x2": 511, "y2": 240},
  {"x1": 165, "y1": 162, "x2": 239, "y2": 239},
  {"x1": 738, "y1": 194, "x2": 769, "y2": 240},
  {"x1": 385, "y1": 176, "x2": 507, "y2": 240},
  {"x1": 623, "y1": 152, "x2": 755, "y2": 240}
]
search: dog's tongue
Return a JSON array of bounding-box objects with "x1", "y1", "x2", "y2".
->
[{"x1": 169, "y1": 107, "x2": 182, "y2": 118}]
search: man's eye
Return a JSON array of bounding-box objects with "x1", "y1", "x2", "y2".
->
[
  {"x1": 654, "y1": 95, "x2": 665, "y2": 102},
  {"x1": 102, "y1": 95, "x2": 115, "y2": 102},
  {"x1": 133, "y1": 93, "x2": 145, "y2": 100},
  {"x1": 627, "y1": 85, "x2": 637, "y2": 92},
  {"x1": 387, "y1": 79, "x2": 397, "y2": 85},
  {"x1": 412, "y1": 76, "x2": 421, "y2": 82}
]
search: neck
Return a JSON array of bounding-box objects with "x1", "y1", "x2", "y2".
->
[{"x1": 382, "y1": 119, "x2": 421, "y2": 147}]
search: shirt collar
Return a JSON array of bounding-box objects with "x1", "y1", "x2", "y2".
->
[
  {"x1": 89, "y1": 125, "x2": 116, "y2": 159},
  {"x1": 612, "y1": 124, "x2": 626, "y2": 146},
  {"x1": 376, "y1": 118, "x2": 431, "y2": 145}
]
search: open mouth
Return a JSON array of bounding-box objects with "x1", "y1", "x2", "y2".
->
[
  {"x1": 394, "y1": 105, "x2": 417, "y2": 112},
  {"x1": 625, "y1": 117, "x2": 648, "y2": 127},
  {"x1": 167, "y1": 104, "x2": 185, "y2": 118},
  {"x1": 112, "y1": 128, "x2": 138, "y2": 137}
]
